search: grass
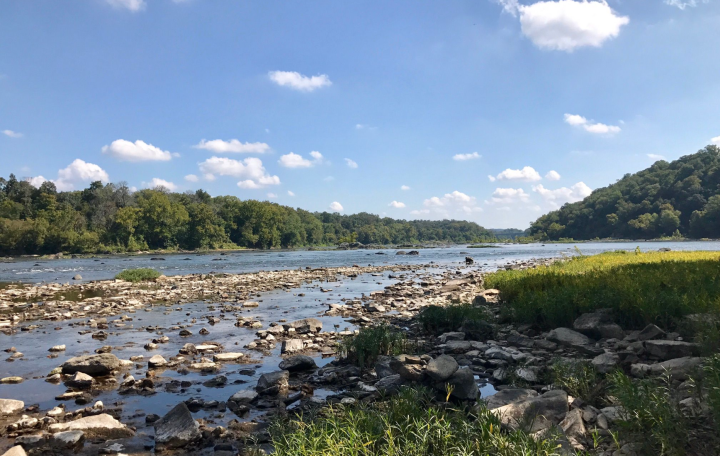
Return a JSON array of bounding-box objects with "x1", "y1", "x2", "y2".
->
[
  {"x1": 115, "y1": 268, "x2": 161, "y2": 282},
  {"x1": 417, "y1": 303, "x2": 494, "y2": 338},
  {"x1": 339, "y1": 324, "x2": 414, "y2": 369},
  {"x1": 484, "y1": 250, "x2": 720, "y2": 330},
  {"x1": 548, "y1": 359, "x2": 606, "y2": 406},
  {"x1": 266, "y1": 387, "x2": 564, "y2": 456},
  {"x1": 467, "y1": 244, "x2": 496, "y2": 248}
]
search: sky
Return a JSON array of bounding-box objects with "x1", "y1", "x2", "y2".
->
[{"x1": 2, "y1": 0, "x2": 720, "y2": 229}]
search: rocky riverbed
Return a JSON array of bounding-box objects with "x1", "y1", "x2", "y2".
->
[{"x1": 0, "y1": 254, "x2": 709, "y2": 455}]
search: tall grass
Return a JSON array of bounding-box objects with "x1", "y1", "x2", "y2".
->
[
  {"x1": 548, "y1": 359, "x2": 606, "y2": 406},
  {"x1": 267, "y1": 387, "x2": 563, "y2": 456},
  {"x1": 484, "y1": 251, "x2": 720, "y2": 329},
  {"x1": 417, "y1": 303, "x2": 493, "y2": 337},
  {"x1": 115, "y1": 268, "x2": 161, "y2": 282},
  {"x1": 339, "y1": 324, "x2": 413, "y2": 369}
]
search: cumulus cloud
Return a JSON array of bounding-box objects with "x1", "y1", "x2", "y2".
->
[
  {"x1": 144, "y1": 178, "x2": 178, "y2": 191},
  {"x1": 345, "y1": 158, "x2": 358, "y2": 169},
  {"x1": 102, "y1": 139, "x2": 174, "y2": 162},
  {"x1": 279, "y1": 151, "x2": 324, "y2": 168},
  {"x1": 486, "y1": 187, "x2": 531, "y2": 205},
  {"x1": 2, "y1": 130, "x2": 22, "y2": 138},
  {"x1": 329, "y1": 201, "x2": 343, "y2": 212},
  {"x1": 711, "y1": 136, "x2": 720, "y2": 146},
  {"x1": 50, "y1": 159, "x2": 110, "y2": 191},
  {"x1": 665, "y1": 0, "x2": 709, "y2": 9},
  {"x1": 106, "y1": 0, "x2": 145, "y2": 12},
  {"x1": 389, "y1": 201, "x2": 406, "y2": 208},
  {"x1": 564, "y1": 113, "x2": 621, "y2": 134},
  {"x1": 287, "y1": 190, "x2": 295, "y2": 197},
  {"x1": 490, "y1": 166, "x2": 542, "y2": 182},
  {"x1": 355, "y1": 124, "x2": 377, "y2": 131},
  {"x1": 453, "y1": 152, "x2": 482, "y2": 161},
  {"x1": 185, "y1": 174, "x2": 199, "y2": 182},
  {"x1": 267, "y1": 193, "x2": 277, "y2": 199},
  {"x1": 533, "y1": 182, "x2": 592, "y2": 206},
  {"x1": 497, "y1": 0, "x2": 629, "y2": 52},
  {"x1": 194, "y1": 139, "x2": 270, "y2": 154},
  {"x1": 199, "y1": 156, "x2": 280, "y2": 188},
  {"x1": 27, "y1": 176, "x2": 47, "y2": 188},
  {"x1": 647, "y1": 153, "x2": 666, "y2": 161},
  {"x1": 268, "y1": 71, "x2": 332, "y2": 92},
  {"x1": 545, "y1": 170, "x2": 561, "y2": 181},
  {"x1": 401, "y1": 185, "x2": 411, "y2": 190},
  {"x1": 419, "y1": 191, "x2": 483, "y2": 217}
]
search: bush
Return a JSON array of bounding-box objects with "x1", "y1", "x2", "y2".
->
[
  {"x1": 266, "y1": 387, "x2": 562, "y2": 456},
  {"x1": 339, "y1": 324, "x2": 413, "y2": 369},
  {"x1": 548, "y1": 359, "x2": 606, "y2": 406},
  {"x1": 704, "y1": 354, "x2": 720, "y2": 430},
  {"x1": 417, "y1": 303, "x2": 493, "y2": 338},
  {"x1": 115, "y1": 268, "x2": 161, "y2": 282}
]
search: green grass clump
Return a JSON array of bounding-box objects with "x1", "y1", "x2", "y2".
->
[
  {"x1": 115, "y1": 268, "x2": 161, "y2": 282},
  {"x1": 417, "y1": 303, "x2": 493, "y2": 338},
  {"x1": 267, "y1": 387, "x2": 562, "y2": 456},
  {"x1": 484, "y1": 250, "x2": 720, "y2": 329},
  {"x1": 548, "y1": 359, "x2": 606, "y2": 406},
  {"x1": 339, "y1": 324, "x2": 412, "y2": 368}
]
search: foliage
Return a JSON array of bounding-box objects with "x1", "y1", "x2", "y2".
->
[
  {"x1": 417, "y1": 303, "x2": 493, "y2": 337},
  {"x1": 704, "y1": 354, "x2": 720, "y2": 430},
  {"x1": 548, "y1": 359, "x2": 606, "y2": 406},
  {"x1": 267, "y1": 387, "x2": 563, "y2": 456},
  {"x1": 530, "y1": 145, "x2": 720, "y2": 240},
  {"x1": 339, "y1": 324, "x2": 412, "y2": 368},
  {"x1": 0, "y1": 176, "x2": 496, "y2": 255},
  {"x1": 115, "y1": 268, "x2": 161, "y2": 282},
  {"x1": 484, "y1": 250, "x2": 720, "y2": 329}
]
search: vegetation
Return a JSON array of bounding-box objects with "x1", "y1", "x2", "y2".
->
[
  {"x1": 339, "y1": 324, "x2": 413, "y2": 369},
  {"x1": 530, "y1": 145, "x2": 720, "y2": 240},
  {"x1": 484, "y1": 250, "x2": 720, "y2": 330},
  {"x1": 0, "y1": 175, "x2": 496, "y2": 255},
  {"x1": 266, "y1": 387, "x2": 563, "y2": 456},
  {"x1": 467, "y1": 244, "x2": 496, "y2": 248},
  {"x1": 115, "y1": 268, "x2": 161, "y2": 282},
  {"x1": 548, "y1": 359, "x2": 605, "y2": 406},
  {"x1": 417, "y1": 303, "x2": 493, "y2": 337}
]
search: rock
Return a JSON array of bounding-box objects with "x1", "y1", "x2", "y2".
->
[
  {"x1": 515, "y1": 367, "x2": 541, "y2": 383},
  {"x1": 596, "y1": 323, "x2": 625, "y2": 340},
  {"x1": 559, "y1": 408, "x2": 587, "y2": 450},
  {"x1": 573, "y1": 311, "x2": 613, "y2": 337},
  {"x1": 65, "y1": 372, "x2": 94, "y2": 389},
  {"x1": 283, "y1": 318, "x2": 322, "y2": 334},
  {"x1": 0, "y1": 377, "x2": 23, "y2": 384},
  {"x1": 591, "y1": 352, "x2": 620, "y2": 374},
  {"x1": 279, "y1": 355, "x2": 317, "y2": 372},
  {"x1": 389, "y1": 356, "x2": 425, "y2": 382},
  {"x1": 154, "y1": 403, "x2": 201, "y2": 450},
  {"x1": 375, "y1": 356, "x2": 395, "y2": 379},
  {"x1": 148, "y1": 355, "x2": 167, "y2": 368},
  {"x1": 485, "y1": 346, "x2": 515, "y2": 362},
  {"x1": 490, "y1": 390, "x2": 568, "y2": 432},
  {"x1": 0, "y1": 399, "x2": 24, "y2": 416},
  {"x1": 599, "y1": 406, "x2": 625, "y2": 423},
  {"x1": 281, "y1": 339, "x2": 304, "y2": 354},
  {"x1": 1, "y1": 447, "x2": 26, "y2": 456},
  {"x1": 442, "y1": 340, "x2": 472, "y2": 353},
  {"x1": 438, "y1": 332, "x2": 465, "y2": 343},
  {"x1": 375, "y1": 374, "x2": 406, "y2": 395},
  {"x1": 49, "y1": 345, "x2": 66, "y2": 352},
  {"x1": 256, "y1": 370, "x2": 289, "y2": 395},
  {"x1": 73, "y1": 275, "x2": 82, "y2": 280},
  {"x1": 49, "y1": 414, "x2": 134, "y2": 439},
  {"x1": 17, "y1": 431, "x2": 87, "y2": 452},
  {"x1": 61, "y1": 354, "x2": 121, "y2": 377},
  {"x1": 643, "y1": 340, "x2": 699, "y2": 360},
  {"x1": 213, "y1": 353, "x2": 244, "y2": 362},
  {"x1": 473, "y1": 289, "x2": 499, "y2": 305},
  {"x1": 227, "y1": 389, "x2": 257, "y2": 417},
  {"x1": 630, "y1": 357, "x2": 703, "y2": 380},
  {"x1": 547, "y1": 328, "x2": 602, "y2": 355},
  {"x1": 441, "y1": 367, "x2": 477, "y2": 400},
  {"x1": 484, "y1": 388, "x2": 538, "y2": 410},
  {"x1": 637, "y1": 324, "x2": 665, "y2": 341},
  {"x1": 426, "y1": 355, "x2": 459, "y2": 382},
  {"x1": 243, "y1": 301, "x2": 259, "y2": 308}
]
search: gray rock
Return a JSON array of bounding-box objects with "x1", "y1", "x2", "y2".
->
[
  {"x1": 389, "y1": 356, "x2": 425, "y2": 382},
  {"x1": 631, "y1": 357, "x2": 703, "y2": 380},
  {"x1": 283, "y1": 318, "x2": 322, "y2": 334},
  {"x1": 547, "y1": 328, "x2": 602, "y2": 355},
  {"x1": 47, "y1": 431, "x2": 85, "y2": 452},
  {"x1": 49, "y1": 414, "x2": 134, "y2": 439},
  {"x1": 375, "y1": 374, "x2": 405, "y2": 395},
  {"x1": 426, "y1": 355, "x2": 459, "y2": 382},
  {"x1": 256, "y1": 370, "x2": 289, "y2": 395},
  {"x1": 279, "y1": 355, "x2": 317, "y2": 372},
  {"x1": 148, "y1": 355, "x2": 167, "y2": 368},
  {"x1": 61, "y1": 354, "x2": 121, "y2": 377},
  {"x1": 637, "y1": 324, "x2": 665, "y2": 341},
  {"x1": 485, "y1": 346, "x2": 515, "y2": 362},
  {"x1": 65, "y1": 372, "x2": 94, "y2": 389},
  {"x1": 154, "y1": 403, "x2": 201, "y2": 450},
  {"x1": 281, "y1": 339, "x2": 304, "y2": 354},
  {"x1": 490, "y1": 389, "x2": 568, "y2": 432},
  {"x1": 644, "y1": 340, "x2": 699, "y2": 360},
  {"x1": 559, "y1": 408, "x2": 586, "y2": 450},
  {"x1": 1, "y1": 446, "x2": 26, "y2": 456},
  {"x1": 0, "y1": 399, "x2": 24, "y2": 416},
  {"x1": 375, "y1": 356, "x2": 394, "y2": 379},
  {"x1": 591, "y1": 352, "x2": 620, "y2": 374},
  {"x1": 515, "y1": 367, "x2": 541, "y2": 383},
  {"x1": 441, "y1": 367, "x2": 477, "y2": 400},
  {"x1": 596, "y1": 323, "x2": 625, "y2": 340},
  {"x1": 228, "y1": 389, "x2": 258, "y2": 404},
  {"x1": 573, "y1": 311, "x2": 613, "y2": 338},
  {"x1": 484, "y1": 388, "x2": 538, "y2": 410},
  {"x1": 73, "y1": 275, "x2": 82, "y2": 280},
  {"x1": 438, "y1": 332, "x2": 465, "y2": 343},
  {"x1": 442, "y1": 340, "x2": 472, "y2": 353}
]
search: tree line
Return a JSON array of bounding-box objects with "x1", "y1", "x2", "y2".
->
[
  {"x1": 0, "y1": 175, "x2": 495, "y2": 255},
  {"x1": 530, "y1": 145, "x2": 720, "y2": 240}
]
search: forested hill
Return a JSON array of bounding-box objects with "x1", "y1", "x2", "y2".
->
[
  {"x1": 0, "y1": 175, "x2": 494, "y2": 255},
  {"x1": 530, "y1": 145, "x2": 720, "y2": 240}
]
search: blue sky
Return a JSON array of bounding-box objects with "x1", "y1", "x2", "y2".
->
[{"x1": 2, "y1": 0, "x2": 720, "y2": 228}]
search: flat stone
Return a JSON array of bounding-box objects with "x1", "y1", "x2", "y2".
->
[
  {"x1": 283, "y1": 318, "x2": 322, "y2": 334},
  {"x1": 213, "y1": 353, "x2": 244, "y2": 362},
  {"x1": 644, "y1": 340, "x2": 699, "y2": 360},
  {"x1": 490, "y1": 390, "x2": 568, "y2": 432},
  {"x1": 631, "y1": 357, "x2": 703, "y2": 380},
  {"x1": 637, "y1": 324, "x2": 665, "y2": 341},
  {"x1": 484, "y1": 388, "x2": 538, "y2": 410},
  {"x1": 61, "y1": 354, "x2": 121, "y2": 377},
  {"x1": 154, "y1": 403, "x2": 201, "y2": 450},
  {"x1": 438, "y1": 332, "x2": 465, "y2": 343},
  {"x1": 389, "y1": 356, "x2": 425, "y2": 382},
  {"x1": 0, "y1": 399, "x2": 24, "y2": 416},
  {"x1": 49, "y1": 414, "x2": 134, "y2": 439}
]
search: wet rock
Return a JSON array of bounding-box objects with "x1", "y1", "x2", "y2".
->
[
  {"x1": 148, "y1": 355, "x2": 167, "y2": 368},
  {"x1": 61, "y1": 354, "x2": 121, "y2": 377},
  {"x1": 256, "y1": 370, "x2": 289, "y2": 396},
  {"x1": 65, "y1": 372, "x2": 94, "y2": 389},
  {"x1": 283, "y1": 318, "x2": 322, "y2": 334},
  {"x1": 281, "y1": 339, "x2": 303, "y2": 354},
  {"x1": 154, "y1": 403, "x2": 201, "y2": 450},
  {"x1": 591, "y1": 352, "x2": 620, "y2": 374},
  {"x1": 199, "y1": 328, "x2": 210, "y2": 335},
  {"x1": 203, "y1": 375, "x2": 227, "y2": 388},
  {"x1": 637, "y1": 324, "x2": 665, "y2": 341},
  {"x1": 0, "y1": 399, "x2": 24, "y2": 416},
  {"x1": 426, "y1": 355, "x2": 458, "y2": 382},
  {"x1": 279, "y1": 355, "x2": 317, "y2": 372},
  {"x1": 49, "y1": 414, "x2": 134, "y2": 439},
  {"x1": 489, "y1": 389, "x2": 568, "y2": 432},
  {"x1": 643, "y1": 340, "x2": 699, "y2": 360}
]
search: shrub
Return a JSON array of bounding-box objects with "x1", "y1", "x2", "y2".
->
[
  {"x1": 267, "y1": 387, "x2": 562, "y2": 456},
  {"x1": 339, "y1": 324, "x2": 413, "y2": 368},
  {"x1": 115, "y1": 268, "x2": 161, "y2": 282},
  {"x1": 548, "y1": 359, "x2": 606, "y2": 406},
  {"x1": 705, "y1": 354, "x2": 720, "y2": 430},
  {"x1": 417, "y1": 303, "x2": 493, "y2": 338}
]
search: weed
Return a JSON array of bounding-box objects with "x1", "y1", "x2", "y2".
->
[
  {"x1": 115, "y1": 268, "x2": 161, "y2": 282},
  {"x1": 548, "y1": 359, "x2": 606, "y2": 406},
  {"x1": 339, "y1": 324, "x2": 413, "y2": 369},
  {"x1": 417, "y1": 303, "x2": 493, "y2": 338}
]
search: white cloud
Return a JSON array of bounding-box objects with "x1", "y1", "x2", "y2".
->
[
  {"x1": 533, "y1": 182, "x2": 592, "y2": 206},
  {"x1": 199, "y1": 156, "x2": 280, "y2": 188},
  {"x1": 564, "y1": 113, "x2": 621, "y2": 134},
  {"x1": 279, "y1": 151, "x2": 324, "y2": 168},
  {"x1": 102, "y1": 139, "x2": 174, "y2": 162},
  {"x1": 665, "y1": 0, "x2": 709, "y2": 10},
  {"x1": 287, "y1": 190, "x2": 295, "y2": 197},
  {"x1": 453, "y1": 152, "x2": 482, "y2": 161},
  {"x1": 486, "y1": 187, "x2": 531, "y2": 205},
  {"x1": 310, "y1": 151, "x2": 324, "y2": 161},
  {"x1": 345, "y1": 158, "x2": 358, "y2": 169},
  {"x1": 267, "y1": 193, "x2": 277, "y2": 198},
  {"x1": 329, "y1": 201, "x2": 343, "y2": 212},
  {"x1": 2, "y1": 130, "x2": 22, "y2": 138},
  {"x1": 324, "y1": 176, "x2": 335, "y2": 182},
  {"x1": 144, "y1": 178, "x2": 178, "y2": 191},
  {"x1": 492, "y1": 166, "x2": 542, "y2": 182},
  {"x1": 647, "y1": 153, "x2": 666, "y2": 161},
  {"x1": 420, "y1": 191, "x2": 483, "y2": 217},
  {"x1": 498, "y1": 0, "x2": 629, "y2": 52},
  {"x1": 545, "y1": 170, "x2": 561, "y2": 181},
  {"x1": 711, "y1": 136, "x2": 720, "y2": 146},
  {"x1": 268, "y1": 71, "x2": 332, "y2": 92},
  {"x1": 53, "y1": 159, "x2": 109, "y2": 191},
  {"x1": 389, "y1": 201, "x2": 406, "y2": 208},
  {"x1": 355, "y1": 123, "x2": 377, "y2": 131},
  {"x1": 27, "y1": 176, "x2": 47, "y2": 188},
  {"x1": 185, "y1": 174, "x2": 199, "y2": 182},
  {"x1": 203, "y1": 173, "x2": 216, "y2": 181},
  {"x1": 194, "y1": 139, "x2": 270, "y2": 154},
  {"x1": 401, "y1": 185, "x2": 410, "y2": 191},
  {"x1": 106, "y1": 0, "x2": 146, "y2": 12}
]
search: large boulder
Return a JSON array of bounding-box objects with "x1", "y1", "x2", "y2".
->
[
  {"x1": 283, "y1": 318, "x2": 322, "y2": 334},
  {"x1": 630, "y1": 357, "x2": 703, "y2": 380},
  {"x1": 547, "y1": 328, "x2": 602, "y2": 355},
  {"x1": 573, "y1": 311, "x2": 623, "y2": 339},
  {"x1": 256, "y1": 370, "x2": 289, "y2": 396},
  {"x1": 644, "y1": 340, "x2": 699, "y2": 360},
  {"x1": 489, "y1": 389, "x2": 568, "y2": 432},
  {"x1": 154, "y1": 403, "x2": 201, "y2": 450},
  {"x1": 441, "y1": 367, "x2": 477, "y2": 400},
  {"x1": 426, "y1": 355, "x2": 459, "y2": 382},
  {"x1": 49, "y1": 414, "x2": 134, "y2": 439},
  {"x1": 279, "y1": 355, "x2": 317, "y2": 372},
  {"x1": 0, "y1": 399, "x2": 24, "y2": 416},
  {"x1": 483, "y1": 389, "x2": 538, "y2": 410},
  {"x1": 375, "y1": 374, "x2": 406, "y2": 395},
  {"x1": 61, "y1": 354, "x2": 121, "y2": 377}
]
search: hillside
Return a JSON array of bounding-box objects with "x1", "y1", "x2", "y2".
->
[
  {"x1": 530, "y1": 145, "x2": 720, "y2": 240},
  {"x1": 0, "y1": 175, "x2": 495, "y2": 255}
]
